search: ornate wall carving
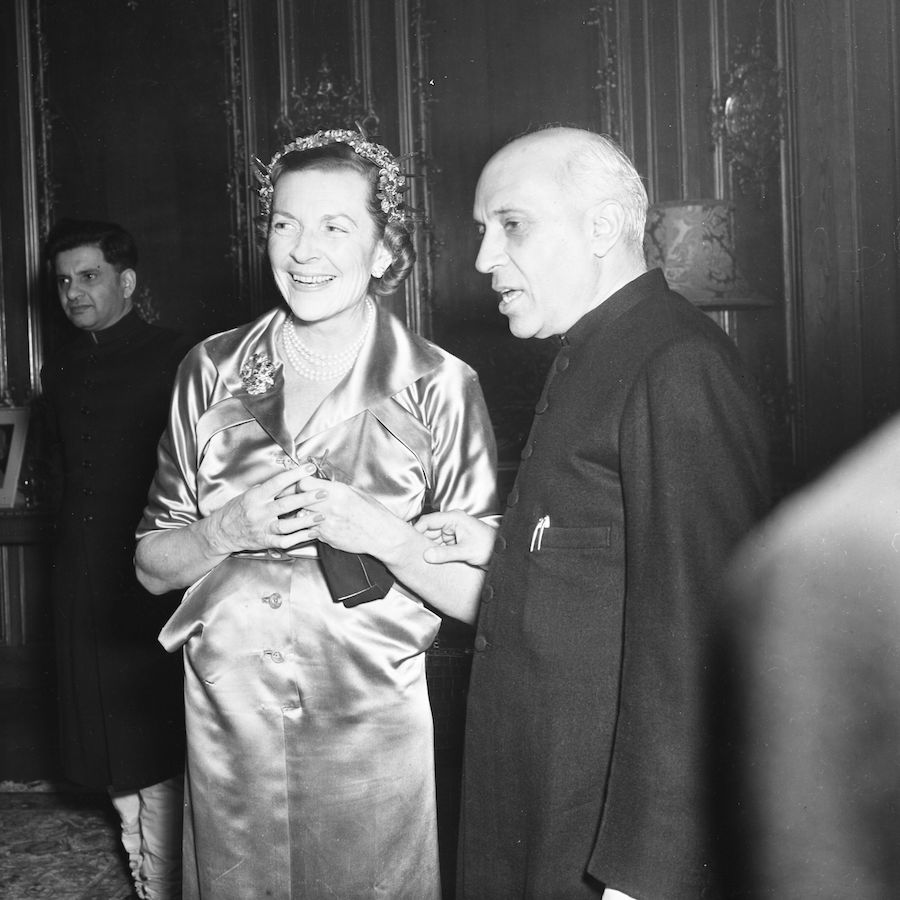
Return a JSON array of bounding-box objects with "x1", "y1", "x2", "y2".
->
[{"x1": 711, "y1": 34, "x2": 784, "y2": 200}]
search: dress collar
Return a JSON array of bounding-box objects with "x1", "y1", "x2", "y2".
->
[{"x1": 203, "y1": 302, "x2": 445, "y2": 457}]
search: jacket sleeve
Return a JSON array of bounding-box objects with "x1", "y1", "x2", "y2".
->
[
  {"x1": 398, "y1": 356, "x2": 501, "y2": 522},
  {"x1": 588, "y1": 334, "x2": 770, "y2": 898},
  {"x1": 38, "y1": 365, "x2": 65, "y2": 515},
  {"x1": 136, "y1": 343, "x2": 215, "y2": 538}
]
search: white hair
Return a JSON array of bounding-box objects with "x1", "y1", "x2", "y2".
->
[{"x1": 536, "y1": 127, "x2": 649, "y2": 252}]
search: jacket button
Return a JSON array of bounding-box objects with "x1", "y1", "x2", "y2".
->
[
  {"x1": 495, "y1": 534, "x2": 507, "y2": 551},
  {"x1": 474, "y1": 635, "x2": 489, "y2": 652},
  {"x1": 520, "y1": 443, "x2": 533, "y2": 460},
  {"x1": 535, "y1": 398, "x2": 549, "y2": 414},
  {"x1": 266, "y1": 650, "x2": 285, "y2": 663},
  {"x1": 482, "y1": 585, "x2": 494, "y2": 603},
  {"x1": 507, "y1": 487, "x2": 519, "y2": 507},
  {"x1": 556, "y1": 355, "x2": 570, "y2": 371},
  {"x1": 262, "y1": 592, "x2": 283, "y2": 609}
]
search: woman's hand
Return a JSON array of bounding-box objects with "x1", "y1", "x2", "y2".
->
[
  {"x1": 414, "y1": 510, "x2": 497, "y2": 567},
  {"x1": 287, "y1": 476, "x2": 403, "y2": 560},
  {"x1": 290, "y1": 482, "x2": 489, "y2": 624}
]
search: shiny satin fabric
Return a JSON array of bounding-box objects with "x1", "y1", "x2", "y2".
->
[{"x1": 138, "y1": 304, "x2": 499, "y2": 899}]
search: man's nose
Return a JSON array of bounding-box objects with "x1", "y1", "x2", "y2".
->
[
  {"x1": 475, "y1": 231, "x2": 504, "y2": 274},
  {"x1": 65, "y1": 281, "x2": 81, "y2": 300}
]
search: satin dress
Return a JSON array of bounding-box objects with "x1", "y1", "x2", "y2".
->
[{"x1": 137, "y1": 304, "x2": 498, "y2": 900}]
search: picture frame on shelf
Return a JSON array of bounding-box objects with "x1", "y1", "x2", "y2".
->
[{"x1": 0, "y1": 407, "x2": 30, "y2": 508}]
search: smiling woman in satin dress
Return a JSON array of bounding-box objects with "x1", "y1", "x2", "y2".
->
[{"x1": 134, "y1": 130, "x2": 498, "y2": 900}]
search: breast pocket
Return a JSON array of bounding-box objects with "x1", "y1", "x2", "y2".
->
[
  {"x1": 538, "y1": 525, "x2": 611, "y2": 550},
  {"x1": 521, "y1": 524, "x2": 624, "y2": 664}
]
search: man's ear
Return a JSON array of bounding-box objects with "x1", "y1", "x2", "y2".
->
[
  {"x1": 587, "y1": 200, "x2": 625, "y2": 258},
  {"x1": 120, "y1": 268, "x2": 137, "y2": 299}
]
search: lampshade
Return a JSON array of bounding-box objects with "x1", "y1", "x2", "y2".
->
[{"x1": 643, "y1": 199, "x2": 771, "y2": 309}]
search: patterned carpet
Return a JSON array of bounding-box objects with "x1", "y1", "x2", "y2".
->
[{"x1": 0, "y1": 783, "x2": 134, "y2": 899}]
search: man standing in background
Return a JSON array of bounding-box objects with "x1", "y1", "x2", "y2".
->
[{"x1": 42, "y1": 219, "x2": 187, "y2": 900}]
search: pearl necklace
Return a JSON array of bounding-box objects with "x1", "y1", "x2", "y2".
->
[{"x1": 282, "y1": 298, "x2": 374, "y2": 382}]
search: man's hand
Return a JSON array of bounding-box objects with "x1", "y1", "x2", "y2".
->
[{"x1": 414, "y1": 510, "x2": 498, "y2": 567}]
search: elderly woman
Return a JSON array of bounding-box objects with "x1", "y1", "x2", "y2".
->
[{"x1": 135, "y1": 130, "x2": 498, "y2": 900}]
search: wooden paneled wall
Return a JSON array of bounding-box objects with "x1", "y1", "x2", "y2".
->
[
  {"x1": 422, "y1": 0, "x2": 615, "y2": 463},
  {"x1": 621, "y1": 0, "x2": 796, "y2": 489},
  {"x1": 37, "y1": 0, "x2": 240, "y2": 347},
  {"x1": 785, "y1": 0, "x2": 900, "y2": 472}
]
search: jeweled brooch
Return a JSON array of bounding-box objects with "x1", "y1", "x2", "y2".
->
[{"x1": 240, "y1": 352, "x2": 276, "y2": 395}]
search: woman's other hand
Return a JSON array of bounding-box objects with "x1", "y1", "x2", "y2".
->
[
  {"x1": 136, "y1": 462, "x2": 322, "y2": 594},
  {"x1": 414, "y1": 510, "x2": 497, "y2": 567},
  {"x1": 288, "y1": 476, "x2": 403, "y2": 560}
]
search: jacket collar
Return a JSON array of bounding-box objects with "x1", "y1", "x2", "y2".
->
[
  {"x1": 562, "y1": 268, "x2": 665, "y2": 349},
  {"x1": 202, "y1": 303, "x2": 444, "y2": 456},
  {"x1": 77, "y1": 309, "x2": 146, "y2": 346}
]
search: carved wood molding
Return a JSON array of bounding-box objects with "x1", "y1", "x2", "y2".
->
[
  {"x1": 394, "y1": 0, "x2": 434, "y2": 336},
  {"x1": 588, "y1": 0, "x2": 621, "y2": 143},
  {"x1": 224, "y1": 0, "x2": 268, "y2": 317},
  {"x1": 11, "y1": 0, "x2": 52, "y2": 400}
]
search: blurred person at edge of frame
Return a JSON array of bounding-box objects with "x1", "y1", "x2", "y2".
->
[
  {"x1": 42, "y1": 218, "x2": 188, "y2": 900},
  {"x1": 134, "y1": 130, "x2": 499, "y2": 900},
  {"x1": 717, "y1": 413, "x2": 900, "y2": 898}
]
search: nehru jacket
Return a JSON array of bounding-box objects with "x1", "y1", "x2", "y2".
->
[
  {"x1": 41, "y1": 310, "x2": 188, "y2": 790},
  {"x1": 458, "y1": 269, "x2": 771, "y2": 899}
]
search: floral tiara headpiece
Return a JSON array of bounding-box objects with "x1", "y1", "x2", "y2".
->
[{"x1": 255, "y1": 129, "x2": 407, "y2": 224}]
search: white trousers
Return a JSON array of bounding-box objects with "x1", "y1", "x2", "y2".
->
[{"x1": 109, "y1": 774, "x2": 184, "y2": 900}]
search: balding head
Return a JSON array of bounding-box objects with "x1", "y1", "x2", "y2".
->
[
  {"x1": 473, "y1": 126, "x2": 649, "y2": 339},
  {"x1": 491, "y1": 127, "x2": 649, "y2": 253}
]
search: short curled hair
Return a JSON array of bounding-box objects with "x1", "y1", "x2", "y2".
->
[
  {"x1": 45, "y1": 218, "x2": 138, "y2": 272},
  {"x1": 267, "y1": 143, "x2": 415, "y2": 296}
]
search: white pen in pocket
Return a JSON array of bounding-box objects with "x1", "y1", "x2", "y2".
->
[{"x1": 530, "y1": 515, "x2": 550, "y2": 552}]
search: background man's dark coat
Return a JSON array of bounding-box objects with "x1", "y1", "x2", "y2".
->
[{"x1": 42, "y1": 311, "x2": 187, "y2": 790}]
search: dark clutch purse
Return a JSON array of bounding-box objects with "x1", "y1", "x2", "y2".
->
[
  {"x1": 317, "y1": 543, "x2": 395, "y2": 608},
  {"x1": 306, "y1": 453, "x2": 395, "y2": 608}
]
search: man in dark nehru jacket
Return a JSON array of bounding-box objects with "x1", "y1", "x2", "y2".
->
[
  {"x1": 417, "y1": 127, "x2": 770, "y2": 898},
  {"x1": 41, "y1": 219, "x2": 187, "y2": 900}
]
